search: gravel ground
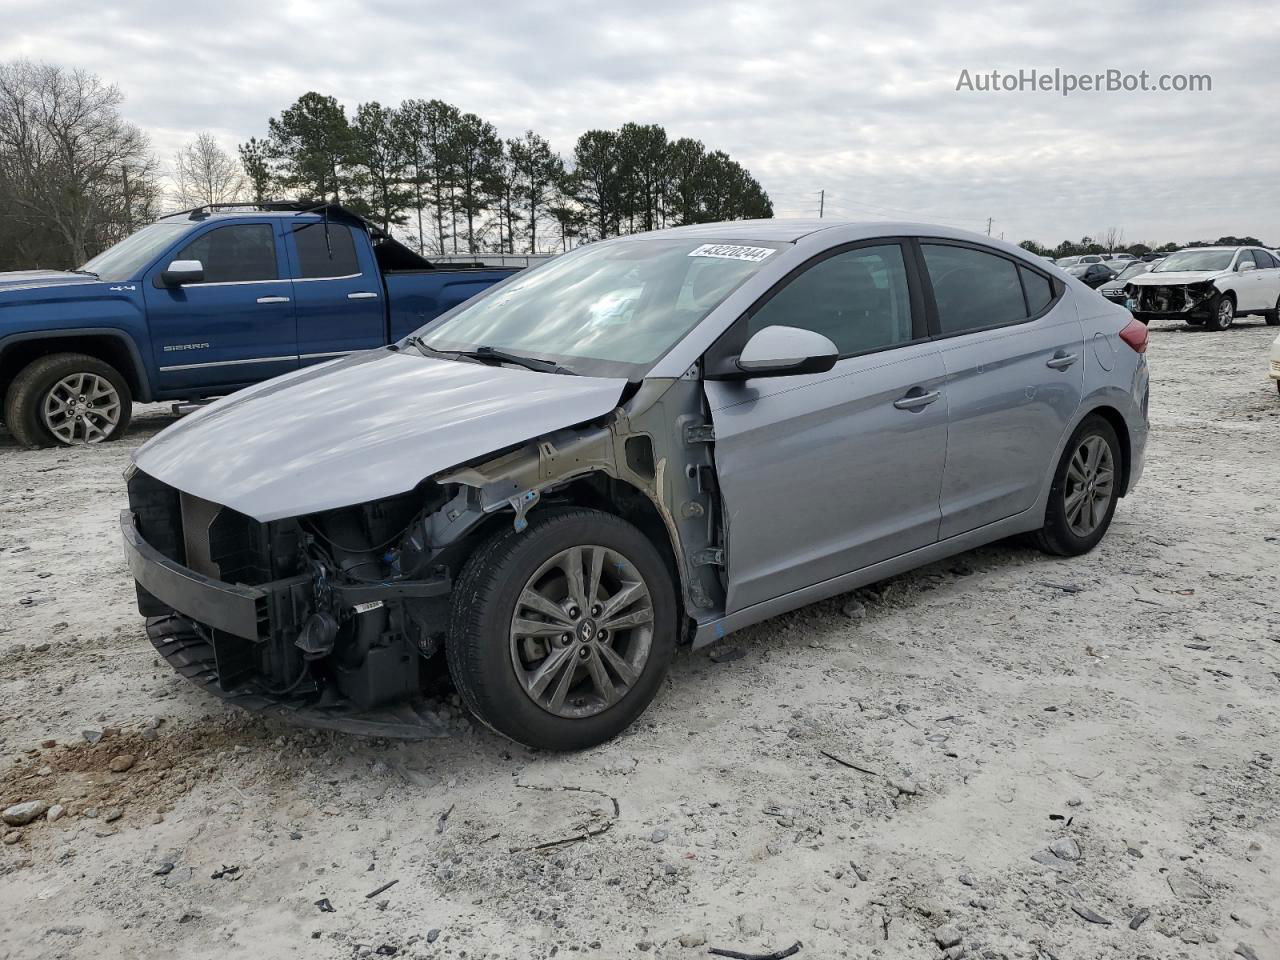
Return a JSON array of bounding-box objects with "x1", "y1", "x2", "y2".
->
[{"x1": 1, "y1": 319, "x2": 1277, "y2": 960}]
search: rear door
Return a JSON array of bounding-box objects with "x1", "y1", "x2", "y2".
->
[
  {"x1": 918, "y1": 240, "x2": 1085, "y2": 539},
  {"x1": 1247, "y1": 249, "x2": 1280, "y2": 310},
  {"x1": 144, "y1": 220, "x2": 297, "y2": 392},
  {"x1": 287, "y1": 221, "x2": 386, "y2": 366},
  {"x1": 704, "y1": 240, "x2": 949, "y2": 615}
]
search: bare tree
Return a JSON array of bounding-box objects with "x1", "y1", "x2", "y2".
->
[
  {"x1": 172, "y1": 132, "x2": 247, "y2": 208},
  {"x1": 0, "y1": 60, "x2": 160, "y2": 266},
  {"x1": 1100, "y1": 226, "x2": 1125, "y2": 253}
]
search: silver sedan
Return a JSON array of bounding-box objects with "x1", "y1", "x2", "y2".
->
[{"x1": 122, "y1": 220, "x2": 1150, "y2": 749}]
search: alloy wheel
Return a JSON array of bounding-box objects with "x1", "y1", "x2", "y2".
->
[
  {"x1": 1216, "y1": 297, "x2": 1234, "y2": 329},
  {"x1": 1064, "y1": 435, "x2": 1115, "y2": 538},
  {"x1": 509, "y1": 544, "x2": 654, "y2": 719},
  {"x1": 41, "y1": 372, "x2": 122, "y2": 444}
]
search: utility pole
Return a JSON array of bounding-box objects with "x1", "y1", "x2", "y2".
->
[
  {"x1": 986, "y1": 217, "x2": 993, "y2": 237},
  {"x1": 819, "y1": 189, "x2": 824, "y2": 219}
]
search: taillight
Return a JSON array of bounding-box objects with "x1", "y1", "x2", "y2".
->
[{"x1": 1119, "y1": 317, "x2": 1148, "y2": 354}]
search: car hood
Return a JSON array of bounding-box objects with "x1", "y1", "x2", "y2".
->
[
  {"x1": 1128, "y1": 270, "x2": 1224, "y2": 286},
  {"x1": 132, "y1": 349, "x2": 629, "y2": 521},
  {"x1": 0, "y1": 269, "x2": 101, "y2": 293}
]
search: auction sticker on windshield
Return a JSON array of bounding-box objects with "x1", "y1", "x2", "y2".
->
[{"x1": 688, "y1": 244, "x2": 775, "y2": 262}]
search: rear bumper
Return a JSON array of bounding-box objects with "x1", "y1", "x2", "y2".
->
[{"x1": 120, "y1": 509, "x2": 268, "y2": 640}]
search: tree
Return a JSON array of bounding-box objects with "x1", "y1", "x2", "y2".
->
[
  {"x1": 348, "y1": 101, "x2": 410, "y2": 232},
  {"x1": 266, "y1": 92, "x2": 352, "y2": 202},
  {"x1": 238, "y1": 137, "x2": 274, "y2": 203},
  {"x1": 172, "y1": 132, "x2": 247, "y2": 208},
  {"x1": 493, "y1": 142, "x2": 521, "y2": 254},
  {"x1": 396, "y1": 98, "x2": 460, "y2": 255},
  {"x1": 507, "y1": 131, "x2": 562, "y2": 254},
  {"x1": 663, "y1": 137, "x2": 708, "y2": 226},
  {"x1": 569, "y1": 129, "x2": 622, "y2": 240},
  {"x1": 0, "y1": 60, "x2": 160, "y2": 267},
  {"x1": 450, "y1": 112, "x2": 502, "y2": 253},
  {"x1": 616, "y1": 122, "x2": 667, "y2": 232}
]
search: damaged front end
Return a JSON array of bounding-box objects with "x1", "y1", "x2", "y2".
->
[
  {"x1": 121, "y1": 377, "x2": 723, "y2": 738},
  {"x1": 1127, "y1": 280, "x2": 1218, "y2": 323}
]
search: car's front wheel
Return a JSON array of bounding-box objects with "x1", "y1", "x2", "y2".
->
[
  {"x1": 447, "y1": 508, "x2": 678, "y2": 750},
  {"x1": 1030, "y1": 414, "x2": 1122, "y2": 557},
  {"x1": 3, "y1": 353, "x2": 132, "y2": 447},
  {"x1": 1206, "y1": 293, "x2": 1235, "y2": 331}
]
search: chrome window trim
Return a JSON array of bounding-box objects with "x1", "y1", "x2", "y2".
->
[{"x1": 294, "y1": 273, "x2": 363, "y2": 283}]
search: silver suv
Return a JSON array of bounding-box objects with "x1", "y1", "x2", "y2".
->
[{"x1": 121, "y1": 220, "x2": 1150, "y2": 749}]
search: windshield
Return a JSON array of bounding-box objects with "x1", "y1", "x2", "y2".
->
[
  {"x1": 1065, "y1": 265, "x2": 1090, "y2": 277},
  {"x1": 1115, "y1": 262, "x2": 1150, "y2": 280},
  {"x1": 418, "y1": 238, "x2": 779, "y2": 377},
  {"x1": 1153, "y1": 250, "x2": 1234, "y2": 273},
  {"x1": 80, "y1": 222, "x2": 190, "y2": 281}
]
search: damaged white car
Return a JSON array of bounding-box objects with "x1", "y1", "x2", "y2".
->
[
  {"x1": 121, "y1": 221, "x2": 1150, "y2": 749},
  {"x1": 1126, "y1": 246, "x2": 1280, "y2": 330}
]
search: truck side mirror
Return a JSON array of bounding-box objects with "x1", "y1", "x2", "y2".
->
[{"x1": 161, "y1": 259, "x2": 205, "y2": 286}]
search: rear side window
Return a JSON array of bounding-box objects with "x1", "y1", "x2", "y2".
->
[
  {"x1": 1251, "y1": 249, "x2": 1277, "y2": 268},
  {"x1": 1020, "y1": 266, "x2": 1054, "y2": 313},
  {"x1": 747, "y1": 243, "x2": 915, "y2": 356},
  {"x1": 293, "y1": 223, "x2": 361, "y2": 278},
  {"x1": 922, "y1": 244, "x2": 1026, "y2": 334},
  {"x1": 176, "y1": 224, "x2": 278, "y2": 283}
]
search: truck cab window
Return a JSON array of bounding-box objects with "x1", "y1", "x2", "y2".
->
[
  {"x1": 293, "y1": 223, "x2": 360, "y2": 278},
  {"x1": 176, "y1": 224, "x2": 278, "y2": 283}
]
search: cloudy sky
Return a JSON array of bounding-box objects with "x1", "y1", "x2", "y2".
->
[{"x1": 4, "y1": 0, "x2": 1277, "y2": 247}]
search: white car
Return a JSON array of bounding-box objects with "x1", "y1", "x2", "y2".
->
[
  {"x1": 1125, "y1": 246, "x2": 1280, "y2": 330},
  {"x1": 1270, "y1": 333, "x2": 1280, "y2": 395}
]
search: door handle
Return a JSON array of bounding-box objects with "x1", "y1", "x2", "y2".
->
[
  {"x1": 347, "y1": 291, "x2": 379, "y2": 300},
  {"x1": 256, "y1": 296, "x2": 290, "y2": 304},
  {"x1": 1046, "y1": 351, "x2": 1079, "y2": 370},
  {"x1": 893, "y1": 389, "x2": 941, "y2": 411}
]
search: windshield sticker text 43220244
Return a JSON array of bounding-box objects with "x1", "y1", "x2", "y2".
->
[{"x1": 687, "y1": 244, "x2": 775, "y2": 263}]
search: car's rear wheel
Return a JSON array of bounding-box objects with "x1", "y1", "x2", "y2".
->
[
  {"x1": 1265, "y1": 293, "x2": 1280, "y2": 326},
  {"x1": 1030, "y1": 415, "x2": 1122, "y2": 557},
  {"x1": 447, "y1": 507, "x2": 678, "y2": 750},
  {"x1": 3, "y1": 353, "x2": 132, "y2": 447},
  {"x1": 1206, "y1": 293, "x2": 1235, "y2": 331}
]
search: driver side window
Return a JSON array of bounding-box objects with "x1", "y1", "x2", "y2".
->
[
  {"x1": 747, "y1": 244, "x2": 915, "y2": 356},
  {"x1": 176, "y1": 224, "x2": 279, "y2": 283}
]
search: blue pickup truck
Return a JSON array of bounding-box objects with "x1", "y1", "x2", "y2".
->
[{"x1": 0, "y1": 202, "x2": 519, "y2": 446}]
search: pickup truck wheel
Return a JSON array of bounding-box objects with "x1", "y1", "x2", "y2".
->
[
  {"x1": 447, "y1": 508, "x2": 677, "y2": 750},
  {"x1": 3, "y1": 353, "x2": 132, "y2": 447},
  {"x1": 1206, "y1": 293, "x2": 1235, "y2": 331},
  {"x1": 1029, "y1": 414, "x2": 1121, "y2": 557}
]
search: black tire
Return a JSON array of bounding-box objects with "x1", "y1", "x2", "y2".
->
[
  {"x1": 1266, "y1": 294, "x2": 1280, "y2": 326},
  {"x1": 447, "y1": 507, "x2": 678, "y2": 750},
  {"x1": 3, "y1": 353, "x2": 132, "y2": 447},
  {"x1": 1030, "y1": 415, "x2": 1122, "y2": 557},
  {"x1": 1206, "y1": 292, "x2": 1235, "y2": 331}
]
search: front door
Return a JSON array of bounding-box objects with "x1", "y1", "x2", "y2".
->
[
  {"x1": 145, "y1": 221, "x2": 297, "y2": 393},
  {"x1": 704, "y1": 241, "x2": 949, "y2": 615},
  {"x1": 917, "y1": 241, "x2": 1086, "y2": 538}
]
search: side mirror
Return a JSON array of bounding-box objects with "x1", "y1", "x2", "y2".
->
[
  {"x1": 721, "y1": 325, "x2": 839, "y2": 379},
  {"x1": 161, "y1": 259, "x2": 204, "y2": 286},
  {"x1": 1237, "y1": 260, "x2": 1256, "y2": 273}
]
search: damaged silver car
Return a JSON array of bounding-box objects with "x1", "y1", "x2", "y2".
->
[{"x1": 121, "y1": 221, "x2": 1150, "y2": 749}]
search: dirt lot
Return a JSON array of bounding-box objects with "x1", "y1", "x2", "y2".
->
[{"x1": 1, "y1": 320, "x2": 1277, "y2": 960}]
